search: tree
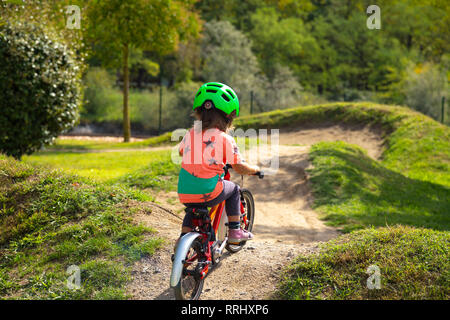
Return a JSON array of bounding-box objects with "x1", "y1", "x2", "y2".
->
[
  {"x1": 249, "y1": 7, "x2": 318, "y2": 81},
  {"x1": 403, "y1": 62, "x2": 448, "y2": 121},
  {"x1": 260, "y1": 64, "x2": 303, "y2": 111},
  {"x1": 0, "y1": 23, "x2": 82, "y2": 159},
  {"x1": 200, "y1": 20, "x2": 304, "y2": 113},
  {"x1": 200, "y1": 20, "x2": 265, "y2": 111},
  {"x1": 195, "y1": 0, "x2": 263, "y2": 32},
  {"x1": 85, "y1": 0, "x2": 199, "y2": 141}
]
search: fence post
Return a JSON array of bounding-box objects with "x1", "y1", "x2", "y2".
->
[
  {"x1": 159, "y1": 84, "x2": 162, "y2": 135},
  {"x1": 442, "y1": 96, "x2": 446, "y2": 124},
  {"x1": 250, "y1": 91, "x2": 254, "y2": 115}
]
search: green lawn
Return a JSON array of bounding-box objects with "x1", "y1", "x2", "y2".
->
[
  {"x1": 23, "y1": 149, "x2": 178, "y2": 186},
  {"x1": 45, "y1": 132, "x2": 173, "y2": 151}
]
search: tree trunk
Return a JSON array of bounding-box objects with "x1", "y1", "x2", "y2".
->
[{"x1": 122, "y1": 43, "x2": 131, "y2": 142}]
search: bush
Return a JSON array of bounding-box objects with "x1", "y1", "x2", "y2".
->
[
  {"x1": 403, "y1": 62, "x2": 448, "y2": 123},
  {"x1": 168, "y1": 81, "x2": 203, "y2": 129},
  {"x1": 82, "y1": 67, "x2": 117, "y2": 121},
  {"x1": 80, "y1": 72, "x2": 201, "y2": 133},
  {"x1": 0, "y1": 23, "x2": 82, "y2": 159}
]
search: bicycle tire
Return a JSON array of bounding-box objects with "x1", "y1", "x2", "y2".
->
[
  {"x1": 173, "y1": 238, "x2": 205, "y2": 300},
  {"x1": 226, "y1": 188, "x2": 255, "y2": 253}
]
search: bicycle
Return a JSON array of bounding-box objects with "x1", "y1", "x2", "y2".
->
[{"x1": 170, "y1": 164, "x2": 264, "y2": 300}]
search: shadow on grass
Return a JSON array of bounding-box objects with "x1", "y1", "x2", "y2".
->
[{"x1": 308, "y1": 143, "x2": 450, "y2": 232}]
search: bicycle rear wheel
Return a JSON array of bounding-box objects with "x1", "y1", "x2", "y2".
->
[
  {"x1": 226, "y1": 188, "x2": 255, "y2": 253},
  {"x1": 173, "y1": 238, "x2": 205, "y2": 300}
]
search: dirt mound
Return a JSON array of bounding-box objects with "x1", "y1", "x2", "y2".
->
[{"x1": 279, "y1": 123, "x2": 384, "y2": 159}]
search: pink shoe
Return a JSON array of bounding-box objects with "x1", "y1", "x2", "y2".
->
[{"x1": 228, "y1": 228, "x2": 254, "y2": 244}]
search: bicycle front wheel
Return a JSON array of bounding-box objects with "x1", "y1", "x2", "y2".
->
[{"x1": 226, "y1": 188, "x2": 255, "y2": 253}]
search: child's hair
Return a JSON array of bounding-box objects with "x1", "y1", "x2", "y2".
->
[{"x1": 193, "y1": 101, "x2": 236, "y2": 132}]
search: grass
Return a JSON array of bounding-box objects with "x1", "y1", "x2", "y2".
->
[
  {"x1": 23, "y1": 149, "x2": 179, "y2": 190},
  {"x1": 30, "y1": 131, "x2": 255, "y2": 192},
  {"x1": 0, "y1": 156, "x2": 164, "y2": 299},
  {"x1": 277, "y1": 226, "x2": 449, "y2": 300},
  {"x1": 45, "y1": 132, "x2": 174, "y2": 151},
  {"x1": 3, "y1": 101, "x2": 449, "y2": 300},
  {"x1": 236, "y1": 102, "x2": 450, "y2": 232},
  {"x1": 235, "y1": 102, "x2": 449, "y2": 300},
  {"x1": 308, "y1": 141, "x2": 450, "y2": 232}
]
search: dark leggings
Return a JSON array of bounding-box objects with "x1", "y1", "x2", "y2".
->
[{"x1": 182, "y1": 180, "x2": 240, "y2": 228}]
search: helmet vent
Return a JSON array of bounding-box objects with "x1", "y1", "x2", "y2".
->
[
  {"x1": 207, "y1": 83, "x2": 223, "y2": 88},
  {"x1": 196, "y1": 91, "x2": 201, "y2": 97},
  {"x1": 206, "y1": 89, "x2": 217, "y2": 93},
  {"x1": 221, "y1": 94, "x2": 230, "y2": 102},
  {"x1": 226, "y1": 89, "x2": 235, "y2": 99}
]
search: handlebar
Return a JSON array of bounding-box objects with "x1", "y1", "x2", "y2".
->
[{"x1": 254, "y1": 171, "x2": 264, "y2": 179}]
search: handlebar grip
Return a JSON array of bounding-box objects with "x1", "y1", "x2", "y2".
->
[{"x1": 255, "y1": 171, "x2": 264, "y2": 179}]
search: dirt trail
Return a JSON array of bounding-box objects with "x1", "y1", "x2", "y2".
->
[
  {"x1": 243, "y1": 145, "x2": 340, "y2": 244},
  {"x1": 127, "y1": 124, "x2": 384, "y2": 300}
]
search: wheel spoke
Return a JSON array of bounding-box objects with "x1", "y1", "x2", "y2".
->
[{"x1": 175, "y1": 239, "x2": 205, "y2": 300}]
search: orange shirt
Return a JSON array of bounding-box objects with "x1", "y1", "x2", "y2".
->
[{"x1": 177, "y1": 127, "x2": 242, "y2": 203}]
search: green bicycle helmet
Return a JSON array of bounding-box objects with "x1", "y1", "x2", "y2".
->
[{"x1": 193, "y1": 82, "x2": 240, "y2": 117}]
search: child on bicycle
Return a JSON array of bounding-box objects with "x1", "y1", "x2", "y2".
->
[{"x1": 176, "y1": 82, "x2": 260, "y2": 245}]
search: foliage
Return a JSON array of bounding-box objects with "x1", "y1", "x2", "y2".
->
[
  {"x1": 84, "y1": 0, "x2": 200, "y2": 68},
  {"x1": 84, "y1": 0, "x2": 200, "y2": 141},
  {"x1": 249, "y1": 7, "x2": 316, "y2": 80},
  {"x1": 7, "y1": 0, "x2": 440, "y2": 131},
  {"x1": 0, "y1": 0, "x2": 85, "y2": 56},
  {"x1": 170, "y1": 81, "x2": 204, "y2": 128},
  {"x1": 201, "y1": 20, "x2": 264, "y2": 108},
  {"x1": 201, "y1": 20, "x2": 306, "y2": 112},
  {"x1": 195, "y1": 0, "x2": 449, "y2": 109},
  {"x1": 76, "y1": 80, "x2": 204, "y2": 133},
  {"x1": 81, "y1": 67, "x2": 117, "y2": 121},
  {"x1": 403, "y1": 62, "x2": 449, "y2": 122},
  {"x1": 259, "y1": 64, "x2": 303, "y2": 111},
  {"x1": 0, "y1": 22, "x2": 82, "y2": 159}
]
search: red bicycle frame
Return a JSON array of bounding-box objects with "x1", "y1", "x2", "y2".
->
[{"x1": 185, "y1": 169, "x2": 247, "y2": 279}]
